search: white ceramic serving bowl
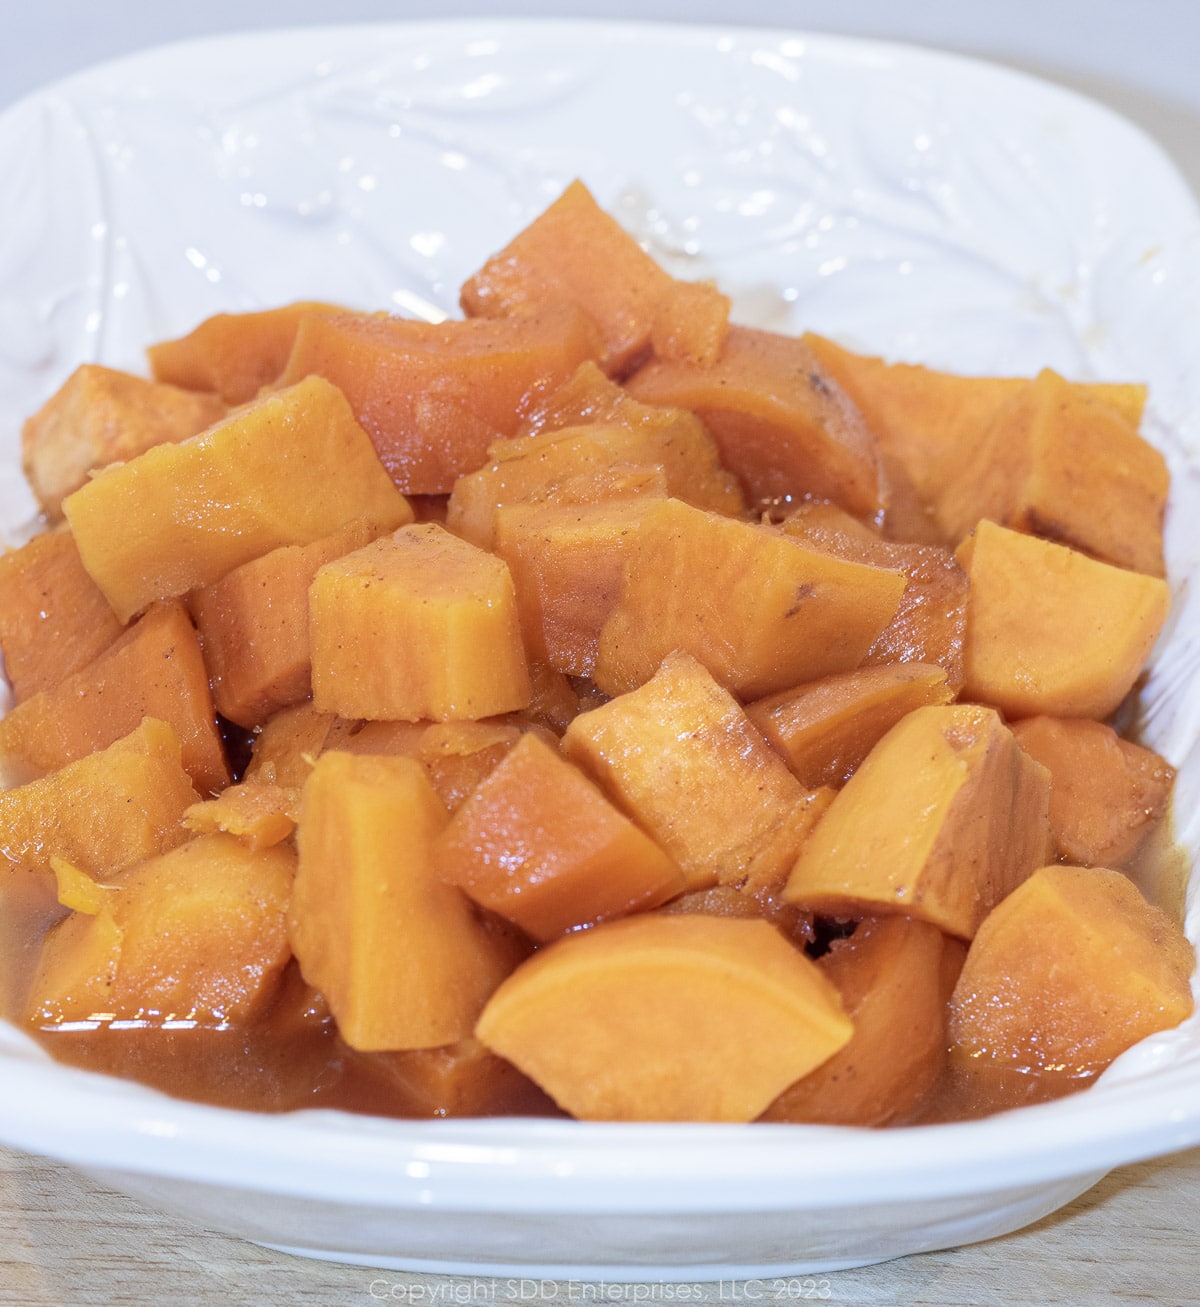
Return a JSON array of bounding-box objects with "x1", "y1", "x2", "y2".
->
[{"x1": 0, "y1": 19, "x2": 1198, "y2": 1279}]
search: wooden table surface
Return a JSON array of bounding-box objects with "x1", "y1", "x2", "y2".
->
[{"x1": 2, "y1": 1141, "x2": 1198, "y2": 1306}]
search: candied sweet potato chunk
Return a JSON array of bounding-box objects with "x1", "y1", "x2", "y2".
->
[
  {"x1": 190, "y1": 517, "x2": 398, "y2": 728},
  {"x1": 366, "y1": 1037, "x2": 549, "y2": 1118},
  {"x1": 281, "y1": 302, "x2": 602, "y2": 493},
  {"x1": 627, "y1": 326, "x2": 884, "y2": 515},
  {"x1": 183, "y1": 781, "x2": 298, "y2": 852},
  {"x1": 20, "y1": 365, "x2": 224, "y2": 522},
  {"x1": 64, "y1": 375, "x2": 411, "y2": 622},
  {"x1": 783, "y1": 503, "x2": 969, "y2": 689},
  {"x1": 563, "y1": 652, "x2": 818, "y2": 893},
  {"x1": 1011, "y1": 717, "x2": 1175, "y2": 867},
  {"x1": 746, "y1": 663, "x2": 954, "y2": 789},
  {"x1": 309, "y1": 523, "x2": 531, "y2": 722},
  {"x1": 435, "y1": 732, "x2": 684, "y2": 941},
  {"x1": 242, "y1": 701, "x2": 341, "y2": 788},
  {"x1": 594, "y1": 498, "x2": 906, "y2": 700},
  {"x1": 494, "y1": 498, "x2": 656, "y2": 677},
  {"x1": 949, "y1": 865, "x2": 1195, "y2": 1076},
  {"x1": 448, "y1": 409, "x2": 741, "y2": 550},
  {"x1": 761, "y1": 916, "x2": 951, "y2": 1126},
  {"x1": 803, "y1": 333, "x2": 1148, "y2": 533},
  {"x1": 0, "y1": 529, "x2": 125, "y2": 704},
  {"x1": 0, "y1": 601, "x2": 228, "y2": 795},
  {"x1": 147, "y1": 301, "x2": 342, "y2": 404},
  {"x1": 516, "y1": 360, "x2": 743, "y2": 514},
  {"x1": 935, "y1": 369, "x2": 1168, "y2": 576},
  {"x1": 0, "y1": 718, "x2": 198, "y2": 904},
  {"x1": 475, "y1": 914, "x2": 852, "y2": 1122},
  {"x1": 27, "y1": 833, "x2": 296, "y2": 1027},
  {"x1": 784, "y1": 704, "x2": 1052, "y2": 939},
  {"x1": 956, "y1": 520, "x2": 1170, "y2": 720},
  {"x1": 290, "y1": 752, "x2": 523, "y2": 1051},
  {"x1": 460, "y1": 179, "x2": 729, "y2": 375}
]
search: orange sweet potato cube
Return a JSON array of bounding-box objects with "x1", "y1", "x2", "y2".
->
[
  {"x1": 760, "y1": 915, "x2": 952, "y2": 1126},
  {"x1": 935, "y1": 369, "x2": 1168, "y2": 576},
  {"x1": 366, "y1": 1038, "x2": 551, "y2": 1118},
  {"x1": 434, "y1": 732, "x2": 685, "y2": 941},
  {"x1": 784, "y1": 704, "x2": 1052, "y2": 939},
  {"x1": 627, "y1": 325, "x2": 884, "y2": 516},
  {"x1": 281, "y1": 302, "x2": 602, "y2": 493},
  {"x1": 515, "y1": 359, "x2": 744, "y2": 516},
  {"x1": 63, "y1": 375, "x2": 411, "y2": 622},
  {"x1": 0, "y1": 529, "x2": 126, "y2": 704},
  {"x1": 183, "y1": 781, "x2": 299, "y2": 852},
  {"x1": 242, "y1": 701, "x2": 342, "y2": 788},
  {"x1": 309, "y1": 523, "x2": 531, "y2": 722},
  {"x1": 563, "y1": 651, "x2": 818, "y2": 893},
  {"x1": 1011, "y1": 717, "x2": 1175, "y2": 866},
  {"x1": 956, "y1": 520, "x2": 1170, "y2": 720},
  {"x1": 493, "y1": 497, "x2": 657, "y2": 676},
  {"x1": 147, "y1": 301, "x2": 342, "y2": 404},
  {"x1": 0, "y1": 601, "x2": 228, "y2": 795},
  {"x1": 803, "y1": 333, "x2": 1148, "y2": 535},
  {"x1": 460, "y1": 179, "x2": 729, "y2": 375},
  {"x1": 746, "y1": 663, "x2": 954, "y2": 789},
  {"x1": 27, "y1": 832, "x2": 296, "y2": 1028},
  {"x1": 290, "y1": 751, "x2": 523, "y2": 1051},
  {"x1": 782, "y1": 502, "x2": 970, "y2": 690},
  {"x1": 20, "y1": 364, "x2": 225, "y2": 521},
  {"x1": 190, "y1": 517, "x2": 403, "y2": 728},
  {"x1": 0, "y1": 718, "x2": 198, "y2": 906},
  {"x1": 475, "y1": 914, "x2": 852, "y2": 1122},
  {"x1": 593, "y1": 498, "x2": 906, "y2": 701},
  {"x1": 949, "y1": 865, "x2": 1195, "y2": 1076}
]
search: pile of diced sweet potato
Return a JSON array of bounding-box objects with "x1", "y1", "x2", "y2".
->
[{"x1": 0, "y1": 180, "x2": 1193, "y2": 1125}]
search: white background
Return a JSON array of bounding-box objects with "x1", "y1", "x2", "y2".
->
[{"x1": 2, "y1": 0, "x2": 1199, "y2": 191}]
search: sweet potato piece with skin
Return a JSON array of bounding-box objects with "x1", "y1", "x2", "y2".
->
[
  {"x1": 20, "y1": 364, "x2": 225, "y2": 522},
  {"x1": 280, "y1": 303, "x2": 602, "y2": 494},
  {"x1": 64, "y1": 375, "x2": 411, "y2": 623},
  {"x1": 803, "y1": 333, "x2": 1148, "y2": 533},
  {"x1": 956, "y1": 520, "x2": 1171, "y2": 720},
  {"x1": 593, "y1": 498, "x2": 906, "y2": 701},
  {"x1": 0, "y1": 601, "x2": 228, "y2": 795},
  {"x1": 27, "y1": 833, "x2": 296, "y2": 1028},
  {"x1": 627, "y1": 326, "x2": 884, "y2": 516},
  {"x1": 782, "y1": 503, "x2": 969, "y2": 690},
  {"x1": 784, "y1": 704, "x2": 1052, "y2": 940},
  {"x1": 435, "y1": 732, "x2": 685, "y2": 942},
  {"x1": 0, "y1": 529, "x2": 126, "y2": 703},
  {"x1": 190, "y1": 517, "x2": 403, "y2": 729},
  {"x1": 460, "y1": 179, "x2": 730, "y2": 375},
  {"x1": 746, "y1": 664, "x2": 954, "y2": 790},
  {"x1": 563, "y1": 652, "x2": 819, "y2": 894},
  {"x1": 290, "y1": 752, "x2": 524, "y2": 1051},
  {"x1": 935, "y1": 369, "x2": 1168, "y2": 577},
  {"x1": 949, "y1": 865, "x2": 1195, "y2": 1076},
  {"x1": 147, "y1": 301, "x2": 343, "y2": 405},
  {"x1": 1010, "y1": 717, "x2": 1175, "y2": 867},
  {"x1": 760, "y1": 916, "x2": 951, "y2": 1126},
  {"x1": 494, "y1": 498, "x2": 657, "y2": 677},
  {"x1": 0, "y1": 718, "x2": 198, "y2": 907},
  {"x1": 475, "y1": 913, "x2": 852, "y2": 1123},
  {"x1": 309, "y1": 523, "x2": 531, "y2": 722}
]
